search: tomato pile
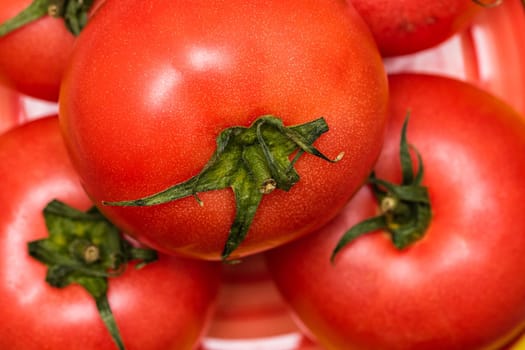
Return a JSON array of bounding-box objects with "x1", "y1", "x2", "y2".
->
[{"x1": 1, "y1": 1, "x2": 525, "y2": 349}]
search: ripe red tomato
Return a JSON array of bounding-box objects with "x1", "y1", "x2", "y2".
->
[
  {"x1": 0, "y1": 116, "x2": 222, "y2": 350},
  {"x1": 0, "y1": 0, "x2": 90, "y2": 101},
  {"x1": 349, "y1": 0, "x2": 487, "y2": 56},
  {"x1": 59, "y1": 0, "x2": 388, "y2": 260},
  {"x1": 266, "y1": 74, "x2": 525, "y2": 350},
  {"x1": 205, "y1": 253, "x2": 300, "y2": 340},
  {"x1": 0, "y1": 84, "x2": 25, "y2": 133}
]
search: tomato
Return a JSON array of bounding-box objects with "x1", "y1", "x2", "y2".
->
[
  {"x1": 0, "y1": 0, "x2": 96, "y2": 101},
  {"x1": 349, "y1": 0, "x2": 490, "y2": 57},
  {"x1": 59, "y1": 0, "x2": 388, "y2": 260},
  {"x1": 0, "y1": 116, "x2": 222, "y2": 350},
  {"x1": 0, "y1": 83, "x2": 25, "y2": 133},
  {"x1": 266, "y1": 74, "x2": 525, "y2": 350},
  {"x1": 205, "y1": 254, "x2": 300, "y2": 340}
]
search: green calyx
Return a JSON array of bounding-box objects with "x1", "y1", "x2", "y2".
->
[
  {"x1": 104, "y1": 115, "x2": 343, "y2": 261},
  {"x1": 0, "y1": 0, "x2": 94, "y2": 37},
  {"x1": 28, "y1": 199, "x2": 158, "y2": 350},
  {"x1": 331, "y1": 115, "x2": 432, "y2": 263}
]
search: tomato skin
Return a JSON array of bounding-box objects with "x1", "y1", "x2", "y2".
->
[
  {"x1": 205, "y1": 253, "x2": 300, "y2": 340},
  {"x1": 0, "y1": 0, "x2": 75, "y2": 101},
  {"x1": 350, "y1": 0, "x2": 482, "y2": 56},
  {"x1": 0, "y1": 117, "x2": 222, "y2": 349},
  {"x1": 266, "y1": 74, "x2": 525, "y2": 350},
  {"x1": 59, "y1": 0, "x2": 388, "y2": 260}
]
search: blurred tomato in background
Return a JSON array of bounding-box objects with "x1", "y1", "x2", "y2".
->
[{"x1": 0, "y1": 84, "x2": 25, "y2": 134}]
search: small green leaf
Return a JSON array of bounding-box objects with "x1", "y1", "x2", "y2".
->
[
  {"x1": 0, "y1": 0, "x2": 48, "y2": 37},
  {"x1": 96, "y1": 295, "x2": 125, "y2": 350},
  {"x1": 222, "y1": 168, "x2": 264, "y2": 259},
  {"x1": 399, "y1": 114, "x2": 414, "y2": 185},
  {"x1": 331, "y1": 216, "x2": 387, "y2": 263}
]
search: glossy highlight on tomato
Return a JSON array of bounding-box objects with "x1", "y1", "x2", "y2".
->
[{"x1": 59, "y1": 0, "x2": 388, "y2": 260}]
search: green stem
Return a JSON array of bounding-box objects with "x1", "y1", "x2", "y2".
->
[
  {"x1": 126, "y1": 246, "x2": 158, "y2": 269},
  {"x1": 0, "y1": 0, "x2": 49, "y2": 36},
  {"x1": 104, "y1": 115, "x2": 343, "y2": 261},
  {"x1": 0, "y1": 0, "x2": 94, "y2": 37},
  {"x1": 331, "y1": 114, "x2": 432, "y2": 262},
  {"x1": 28, "y1": 199, "x2": 158, "y2": 350},
  {"x1": 96, "y1": 295, "x2": 125, "y2": 350},
  {"x1": 242, "y1": 144, "x2": 276, "y2": 194}
]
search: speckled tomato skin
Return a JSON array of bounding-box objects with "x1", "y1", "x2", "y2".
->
[
  {"x1": 350, "y1": 0, "x2": 483, "y2": 56},
  {"x1": 59, "y1": 0, "x2": 388, "y2": 260}
]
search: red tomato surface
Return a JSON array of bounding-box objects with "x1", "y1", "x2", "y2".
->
[
  {"x1": 0, "y1": 0, "x2": 75, "y2": 101},
  {"x1": 0, "y1": 83, "x2": 25, "y2": 133},
  {"x1": 266, "y1": 74, "x2": 525, "y2": 350},
  {"x1": 349, "y1": 0, "x2": 485, "y2": 57},
  {"x1": 206, "y1": 254, "x2": 299, "y2": 340},
  {"x1": 0, "y1": 117, "x2": 222, "y2": 350},
  {"x1": 59, "y1": 0, "x2": 388, "y2": 260}
]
